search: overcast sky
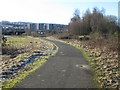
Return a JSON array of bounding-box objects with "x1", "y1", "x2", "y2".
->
[{"x1": 0, "y1": 0, "x2": 119, "y2": 24}]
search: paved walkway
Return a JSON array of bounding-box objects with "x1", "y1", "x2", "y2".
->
[{"x1": 15, "y1": 40, "x2": 95, "y2": 88}]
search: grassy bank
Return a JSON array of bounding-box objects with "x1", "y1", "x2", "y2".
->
[{"x1": 1, "y1": 36, "x2": 58, "y2": 88}]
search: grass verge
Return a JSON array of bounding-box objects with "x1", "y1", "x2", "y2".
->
[{"x1": 67, "y1": 43, "x2": 101, "y2": 88}]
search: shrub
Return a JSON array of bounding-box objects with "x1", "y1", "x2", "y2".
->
[
  {"x1": 2, "y1": 45, "x2": 19, "y2": 55},
  {"x1": 58, "y1": 35, "x2": 71, "y2": 39}
]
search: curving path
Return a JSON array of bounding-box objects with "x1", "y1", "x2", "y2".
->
[{"x1": 14, "y1": 39, "x2": 95, "y2": 88}]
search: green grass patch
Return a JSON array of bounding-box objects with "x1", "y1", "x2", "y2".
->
[
  {"x1": 78, "y1": 35, "x2": 90, "y2": 40},
  {"x1": 6, "y1": 37, "x2": 32, "y2": 44}
]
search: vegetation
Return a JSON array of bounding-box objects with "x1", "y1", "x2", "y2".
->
[
  {"x1": 68, "y1": 7, "x2": 119, "y2": 37},
  {"x1": 1, "y1": 6, "x2": 119, "y2": 89},
  {"x1": 2, "y1": 31, "x2": 25, "y2": 35},
  {"x1": 1, "y1": 36, "x2": 58, "y2": 88}
]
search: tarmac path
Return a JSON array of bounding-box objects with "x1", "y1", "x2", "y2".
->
[{"x1": 15, "y1": 39, "x2": 95, "y2": 88}]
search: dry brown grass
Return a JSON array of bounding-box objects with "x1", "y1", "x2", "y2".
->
[
  {"x1": 62, "y1": 37, "x2": 118, "y2": 88},
  {"x1": 1, "y1": 36, "x2": 54, "y2": 87}
]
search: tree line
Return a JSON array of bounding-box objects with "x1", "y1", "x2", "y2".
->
[{"x1": 68, "y1": 7, "x2": 119, "y2": 38}]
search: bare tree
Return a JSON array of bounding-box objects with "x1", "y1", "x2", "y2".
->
[
  {"x1": 68, "y1": 9, "x2": 81, "y2": 35},
  {"x1": 68, "y1": 7, "x2": 119, "y2": 38}
]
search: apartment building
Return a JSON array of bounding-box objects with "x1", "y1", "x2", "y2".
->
[{"x1": 1, "y1": 21, "x2": 68, "y2": 35}]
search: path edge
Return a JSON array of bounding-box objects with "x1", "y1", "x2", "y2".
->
[{"x1": 45, "y1": 37, "x2": 100, "y2": 88}]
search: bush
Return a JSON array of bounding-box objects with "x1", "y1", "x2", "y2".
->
[
  {"x1": 57, "y1": 33, "x2": 72, "y2": 39},
  {"x1": 2, "y1": 45, "x2": 19, "y2": 55},
  {"x1": 59, "y1": 35, "x2": 71, "y2": 39},
  {"x1": 1, "y1": 36, "x2": 7, "y2": 46}
]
